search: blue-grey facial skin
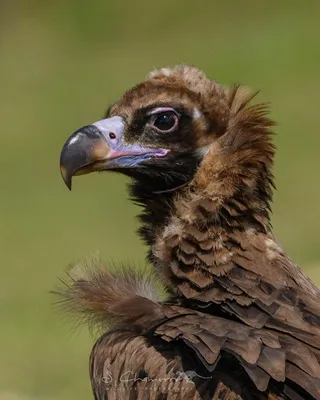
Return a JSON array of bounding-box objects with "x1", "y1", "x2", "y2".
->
[
  {"x1": 92, "y1": 116, "x2": 169, "y2": 160},
  {"x1": 60, "y1": 116, "x2": 169, "y2": 189}
]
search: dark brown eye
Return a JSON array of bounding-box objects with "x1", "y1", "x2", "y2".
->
[{"x1": 152, "y1": 112, "x2": 178, "y2": 132}]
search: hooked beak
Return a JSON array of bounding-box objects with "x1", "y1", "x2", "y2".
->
[{"x1": 60, "y1": 116, "x2": 169, "y2": 190}]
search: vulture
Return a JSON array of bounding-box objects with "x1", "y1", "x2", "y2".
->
[{"x1": 58, "y1": 65, "x2": 320, "y2": 399}]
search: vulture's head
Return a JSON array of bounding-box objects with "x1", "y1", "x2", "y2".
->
[
  {"x1": 61, "y1": 66, "x2": 229, "y2": 193},
  {"x1": 60, "y1": 65, "x2": 274, "y2": 235}
]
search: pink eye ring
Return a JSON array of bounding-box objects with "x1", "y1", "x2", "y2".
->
[{"x1": 149, "y1": 108, "x2": 179, "y2": 133}]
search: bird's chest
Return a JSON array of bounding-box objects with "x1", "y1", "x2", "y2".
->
[{"x1": 152, "y1": 215, "x2": 237, "y2": 300}]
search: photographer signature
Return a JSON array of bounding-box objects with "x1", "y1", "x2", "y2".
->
[{"x1": 102, "y1": 370, "x2": 211, "y2": 384}]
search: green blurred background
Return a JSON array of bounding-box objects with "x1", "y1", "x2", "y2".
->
[{"x1": 1, "y1": 1, "x2": 320, "y2": 399}]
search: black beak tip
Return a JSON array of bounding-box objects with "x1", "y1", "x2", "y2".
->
[
  {"x1": 60, "y1": 164, "x2": 72, "y2": 191},
  {"x1": 66, "y1": 180, "x2": 72, "y2": 191}
]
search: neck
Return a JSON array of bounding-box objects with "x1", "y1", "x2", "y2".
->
[
  {"x1": 130, "y1": 181, "x2": 175, "y2": 249},
  {"x1": 134, "y1": 150, "x2": 274, "y2": 302},
  {"x1": 128, "y1": 152, "x2": 201, "y2": 249}
]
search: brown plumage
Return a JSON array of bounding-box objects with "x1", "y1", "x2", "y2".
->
[{"x1": 58, "y1": 65, "x2": 320, "y2": 399}]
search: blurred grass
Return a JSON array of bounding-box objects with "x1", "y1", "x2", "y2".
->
[{"x1": 0, "y1": 1, "x2": 319, "y2": 399}]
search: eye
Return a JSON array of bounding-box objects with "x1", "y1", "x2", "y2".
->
[{"x1": 152, "y1": 111, "x2": 179, "y2": 133}]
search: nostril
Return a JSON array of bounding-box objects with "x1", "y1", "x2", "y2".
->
[{"x1": 109, "y1": 132, "x2": 116, "y2": 140}]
